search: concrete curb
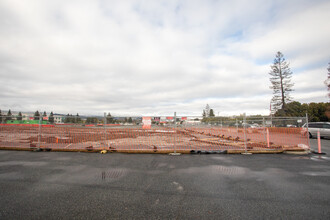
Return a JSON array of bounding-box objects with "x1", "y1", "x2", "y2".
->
[
  {"x1": 0, "y1": 147, "x2": 309, "y2": 154},
  {"x1": 283, "y1": 150, "x2": 310, "y2": 155},
  {"x1": 227, "y1": 149, "x2": 284, "y2": 154}
]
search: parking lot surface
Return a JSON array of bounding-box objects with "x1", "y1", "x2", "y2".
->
[{"x1": 0, "y1": 139, "x2": 329, "y2": 219}]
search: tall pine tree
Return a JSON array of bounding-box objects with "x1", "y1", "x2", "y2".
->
[
  {"x1": 49, "y1": 112, "x2": 54, "y2": 124},
  {"x1": 106, "y1": 113, "x2": 113, "y2": 123},
  {"x1": 17, "y1": 112, "x2": 23, "y2": 121},
  {"x1": 6, "y1": 109, "x2": 13, "y2": 121},
  {"x1": 326, "y1": 62, "x2": 330, "y2": 98},
  {"x1": 325, "y1": 62, "x2": 330, "y2": 119},
  {"x1": 209, "y1": 109, "x2": 215, "y2": 117},
  {"x1": 76, "y1": 113, "x2": 81, "y2": 123},
  {"x1": 34, "y1": 111, "x2": 40, "y2": 120},
  {"x1": 269, "y1": 51, "x2": 294, "y2": 113}
]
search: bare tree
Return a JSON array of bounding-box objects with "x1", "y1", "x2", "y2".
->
[
  {"x1": 269, "y1": 51, "x2": 294, "y2": 113},
  {"x1": 204, "y1": 104, "x2": 210, "y2": 117}
]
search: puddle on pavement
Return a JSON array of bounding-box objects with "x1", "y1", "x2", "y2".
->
[
  {"x1": 101, "y1": 169, "x2": 124, "y2": 180},
  {"x1": 310, "y1": 155, "x2": 330, "y2": 162},
  {"x1": 214, "y1": 165, "x2": 245, "y2": 175},
  {"x1": 285, "y1": 155, "x2": 330, "y2": 162},
  {"x1": 211, "y1": 156, "x2": 232, "y2": 163},
  {"x1": 54, "y1": 157, "x2": 72, "y2": 161},
  {"x1": 43, "y1": 166, "x2": 129, "y2": 185},
  {"x1": 0, "y1": 161, "x2": 48, "y2": 166},
  {"x1": 0, "y1": 171, "x2": 25, "y2": 180},
  {"x1": 285, "y1": 156, "x2": 310, "y2": 160},
  {"x1": 177, "y1": 165, "x2": 246, "y2": 176},
  {"x1": 301, "y1": 171, "x2": 330, "y2": 176}
]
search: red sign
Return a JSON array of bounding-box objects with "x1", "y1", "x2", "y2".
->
[
  {"x1": 142, "y1": 117, "x2": 151, "y2": 129},
  {"x1": 166, "y1": 117, "x2": 173, "y2": 120},
  {"x1": 43, "y1": 117, "x2": 48, "y2": 120},
  {"x1": 181, "y1": 117, "x2": 187, "y2": 120}
]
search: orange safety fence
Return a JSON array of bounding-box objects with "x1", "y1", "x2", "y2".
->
[{"x1": 0, "y1": 124, "x2": 309, "y2": 153}]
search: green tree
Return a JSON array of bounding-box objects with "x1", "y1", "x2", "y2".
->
[
  {"x1": 106, "y1": 113, "x2": 113, "y2": 123},
  {"x1": 202, "y1": 110, "x2": 206, "y2": 118},
  {"x1": 75, "y1": 113, "x2": 81, "y2": 124},
  {"x1": 6, "y1": 109, "x2": 13, "y2": 121},
  {"x1": 128, "y1": 117, "x2": 133, "y2": 123},
  {"x1": 64, "y1": 114, "x2": 70, "y2": 123},
  {"x1": 49, "y1": 111, "x2": 54, "y2": 124},
  {"x1": 72, "y1": 114, "x2": 76, "y2": 123},
  {"x1": 307, "y1": 102, "x2": 328, "y2": 122},
  {"x1": 269, "y1": 51, "x2": 294, "y2": 113},
  {"x1": 209, "y1": 109, "x2": 215, "y2": 117},
  {"x1": 42, "y1": 111, "x2": 47, "y2": 121},
  {"x1": 274, "y1": 101, "x2": 329, "y2": 122},
  {"x1": 86, "y1": 117, "x2": 98, "y2": 124},
  {"x1": 17, "y1": 112, "x2": 23, "y2": 121},
  {"x1": 0, "y1": 109, "x2": 2, "y2": 123},
  {"x1": 275, "y1": 101, "x2": 306, "y2": 117},
  {"x1": 34, "y1": 111, "x2": 40, "y2": 120}
]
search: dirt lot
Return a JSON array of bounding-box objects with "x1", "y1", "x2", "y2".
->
[{"x1": 0, "y1": 125, "x2": 309, "y2": 153}]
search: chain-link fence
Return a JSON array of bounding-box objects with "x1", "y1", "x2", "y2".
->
[{"x1": 0, "y1": 114, "x2": 310, "y2": 153}]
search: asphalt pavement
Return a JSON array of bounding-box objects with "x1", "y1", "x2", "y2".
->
[{"x1": 0, "y1": 139, "x2": 329, "y2": 220}]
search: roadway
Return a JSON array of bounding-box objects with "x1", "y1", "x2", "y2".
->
[{"x1": 0, "y1": 139, "x2": 329, "y2": 219}]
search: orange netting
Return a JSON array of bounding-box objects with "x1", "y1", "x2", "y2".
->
[{"x1": 0, "y1": 124, "x2": 309, "y2": 152}]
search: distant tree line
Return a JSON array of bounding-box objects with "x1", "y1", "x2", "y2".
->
[
  {"x1": 64, "y1": 113, "x2": 81, "y2": 123},
  {"x1": 274, "y1": 101, "x2": 329, "y2": 122},
  {"x1": 200, "y1": 101, "x2": 329, "y2": 124},
  {"x1": 0, "y1": 109, "x2": 25, "y2": 123},
  {"x1": 0, "y1": 110, "x2": 55, "y2": 124}
]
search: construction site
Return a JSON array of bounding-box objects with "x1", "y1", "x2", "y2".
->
[{"x1": 0, "y1": 116, "x2": 310, "y2": 154}]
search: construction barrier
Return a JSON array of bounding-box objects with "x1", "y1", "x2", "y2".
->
[{"x1": 0, "y1": 123, "x2": 309, "y2": 153}]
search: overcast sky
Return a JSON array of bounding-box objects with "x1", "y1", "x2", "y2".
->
[{"x1": 0, "y1": 0, "x2": 329, "y2": 116}]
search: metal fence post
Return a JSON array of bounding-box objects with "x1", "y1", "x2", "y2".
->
[
  {"x1": 263, "y1": 117, "x2": 266, "y2": 143},
  {"x1": 243, "y1": 113, "x2": 247, "y2": 153},
  {"x1": 169, "y1": 112, "x2": 181, "y2": 155},
  {"x1": 306, "y1": 113, "x2": 310, "y2": 147},
  {"x1": 37, "y1": 115, "x2": 42, "y2": 148},
  {"x1": 236, "y1": 118, "x2": 238, "y2": 138},
  {"x1": 317, "y1": 129, "x2": 322, "y2": 153},
  {"x1": 270, "y1": 113, "x2": 273, "y2": 127},
  {"x1": 174, "y1": 112, "x2": 176, "y2": 153},
  {"x1": 104, "y1": 112, "x2": 107, "y2": 149}
]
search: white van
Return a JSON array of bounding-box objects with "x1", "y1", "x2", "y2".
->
[{"x1": 302, "y1": 122, "x2": 330, "y2": 139}]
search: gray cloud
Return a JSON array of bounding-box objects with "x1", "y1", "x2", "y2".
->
[{"x1": 0, "y1": 0, "x2": 329, "y2": 116}]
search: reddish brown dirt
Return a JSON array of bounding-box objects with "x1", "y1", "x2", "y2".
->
[{"x1": 0, "y1": 125, "x2": 309, "y2": 151}]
